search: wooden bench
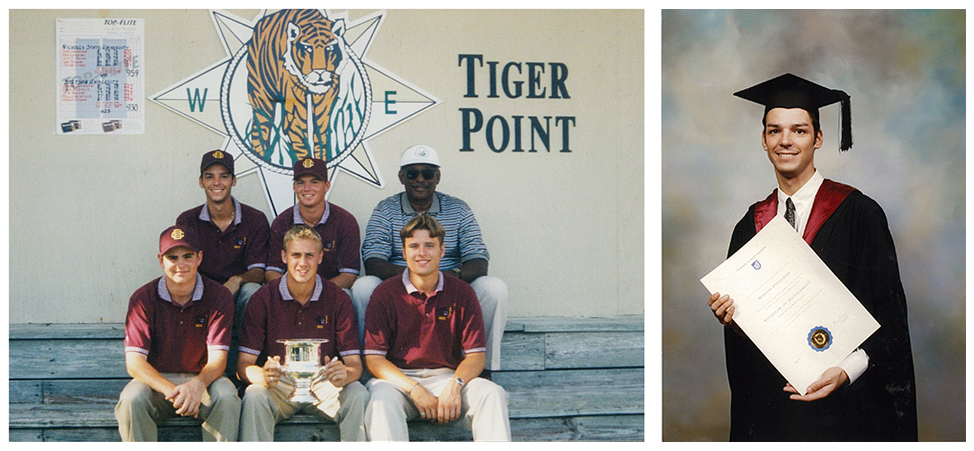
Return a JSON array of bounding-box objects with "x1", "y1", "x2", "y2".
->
[{"x1": 9, "y1": 316, "x2": 644, "y2": 441}]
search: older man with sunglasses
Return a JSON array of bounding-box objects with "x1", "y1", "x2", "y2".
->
[{"x1": 352, "y1": 145, "x2": 508, "y2": 379}]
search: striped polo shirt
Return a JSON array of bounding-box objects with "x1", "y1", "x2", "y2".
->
[{"x1": 361, "y1": 192, "x2": 489, "y2": 270}]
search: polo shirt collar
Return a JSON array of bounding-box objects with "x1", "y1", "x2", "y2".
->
[
  {"x1": 399, "y1": 192, "x2": 440, "y2": 215},
  {"x1": 293, "y1": 201, "x2": 330, "y2": 226},
  {"x1": 198, "y1": 196, "x2": 242, "y2": 226},
  {"x1": 279, "y1": 274, "x2": 324, "y2": 303},
  {"x1": 157, "y1": 273, "x2": 204, "y2": 304},
  {"x1": 401, "y1": 269, "x2": 444, "y2": 297}
]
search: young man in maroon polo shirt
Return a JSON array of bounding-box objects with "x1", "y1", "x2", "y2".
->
[
  {"x1": 177, "y1": 149, "x2": 271, "y2": 383},
  {"x1": 265, "y1": 157, "x2": 360, "y2": 290},
  {"x1": 237, "y1": 225, "x2": 369, "y2": 441},
  {"x1": 115, "y1": 226, "x2": 240, "y2": 441},
  {"x1": 363, "y1": 214, "x2": 510, "y2": 441}
]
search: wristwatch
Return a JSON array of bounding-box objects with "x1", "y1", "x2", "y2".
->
[
  {"x1": 450, "y1": 267, "x2": 462, "y2": 278},
  {"x1": 455, "y1": 377, "x2": 465, "y2": 388}
]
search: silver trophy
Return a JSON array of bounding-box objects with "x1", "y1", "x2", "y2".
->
[{"x1": 276, "y1": 338, "x2": 329, "y2": 403}]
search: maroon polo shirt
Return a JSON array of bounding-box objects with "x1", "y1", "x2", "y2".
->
[
  {"x1": 176, "y1": 198, "x2": 270, "y2": 284},
  {"x1": 124, "y1": 274, "x2": 233, "y2": 373},
  {"x1": 239, "y1": 275, "x2": 360, "y2": 366},
  {"x1": 267, "y1": 202, "x2": 360, "y2": 280},
  {"x1": 364, "y1": 271, "x2": 486, "y2": 370}
]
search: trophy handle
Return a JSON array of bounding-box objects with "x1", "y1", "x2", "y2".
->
[{"x1": 310, "y1": 366, "x2": 328, "y2": 385}]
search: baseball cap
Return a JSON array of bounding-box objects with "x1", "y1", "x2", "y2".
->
[
  {"x1": 200, "y1": 149, "x2": 234, "y2": 175},
  {"x1": 292, "y1": 157, "x2": 329, "y2": 181},
  {"x1": 159, "y1": 226, "x2": 201, "y2": 255},
  {"x1": 400, "y1": 145, "x2": 440, "y2": 167}
]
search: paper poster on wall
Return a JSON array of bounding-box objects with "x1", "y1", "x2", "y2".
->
[{"x1": 56, "y1": 18, "x2": 145, "y2": 135}]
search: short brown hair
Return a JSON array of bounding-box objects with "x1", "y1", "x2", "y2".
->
[
  {"x1": 284, "y1": 224, "x2": 323, "y2": 253},
  {"x1": 400, "y1": 214, "x2": 446, "y2": 246}
]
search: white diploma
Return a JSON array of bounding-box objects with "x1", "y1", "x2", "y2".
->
[{"x1": 701, "y1": 216, "x2": 880, "y2": 395}]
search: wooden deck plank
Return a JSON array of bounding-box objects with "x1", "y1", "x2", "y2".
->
[
  {"x1": 9, "y1": 330, "x2": 643, "y2": 380},
  {"x1": 11, "y1": 416, "x2": 643, "y2": 442},
  {"x1": 10, "y1": 332, "x2": 556, "y2": 380},
  {"x1": 495, "y1": 368, "x2": 644, "y2": 418},
  {"x1": 8, "y1": 318, "x2": 645, "y2": 442},
  {"x1": 573, "y1": 415, "x2": 645, "y2": 441},
  {"x1": 10, "y1": 367, "x2": 642, "y2": 423},
  {"x1": 496, "y1": 332, "x2": 546, "y2": 370},
  {"x1": 9, "y1": 323, "x2": 126, "y2": 339},
  {"x1": 9, "y1": 316, "x2": 643, "y2": 340},
  {"x1": 544, "y1": 331, "x2": 644, "y2": 369},
  {"x1": 10, "y1": 340, "x2": 128, "y2": 379},
  {"x1": 518, "y1": 315, "x2": 644, "y2": 333},
  {"x1": 9, "y1": 380, "x2": 42, "y2": 404}
]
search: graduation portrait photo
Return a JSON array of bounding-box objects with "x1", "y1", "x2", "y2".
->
[{"x1": 660, "y1": 9, "x2": 965, "y2": 441}]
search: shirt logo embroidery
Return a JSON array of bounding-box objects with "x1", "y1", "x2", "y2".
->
[
  {"x1": 195, "y1": 315, "x2": 207, "y2": 328},
  {"x1": 317, "y1": 315, "x2": 328, "y2": 329},
  {"x1": 437, "y1": 307, "x2": 452, "y2": 321}
]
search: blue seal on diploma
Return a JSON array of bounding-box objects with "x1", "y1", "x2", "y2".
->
[
  {"x1": 751, "y1": 260, "x2": 762, "y2": 270},
  {"x1": 807, "y1": 326, "x2": 832, "y2": 352}
]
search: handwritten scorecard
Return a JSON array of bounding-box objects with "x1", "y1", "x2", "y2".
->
[{"x1": 56, "y1": 18, "x2": 144, "y2": 135}]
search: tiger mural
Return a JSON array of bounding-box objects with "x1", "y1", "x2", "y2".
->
[{"x1": 246, "y1": 9, "x2": 346, "y2": 163}]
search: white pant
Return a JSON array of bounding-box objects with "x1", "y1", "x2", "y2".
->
[
  {"x1": 364, "y1": 368, "x2": 511, "y2": 441},
  {"x1": 351, "y1": 275, "x2": 508, "y2": 370}
]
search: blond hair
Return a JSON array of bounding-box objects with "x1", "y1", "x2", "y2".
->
[{"x1": 283, "y1": 224, "x2": 323, "y2": 252}]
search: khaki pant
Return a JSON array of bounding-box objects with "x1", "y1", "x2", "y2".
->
[
  {"x1": 114, "y1": 374, "x2": 240, "y2": 441},
  {"x1": 365, "y1": 368, "x2": 511, "y2": 441},
  {"x1": 239, "y1": 377, "x2": 369, "y2": 441}
]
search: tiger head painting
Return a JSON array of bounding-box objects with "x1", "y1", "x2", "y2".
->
[{"x1": 247, "y1": 9, "x2": 347, "y2": 163}]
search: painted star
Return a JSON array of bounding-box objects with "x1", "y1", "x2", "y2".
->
[{"x1": 151, "y1": 9, "x2": 438, "y2": 214}]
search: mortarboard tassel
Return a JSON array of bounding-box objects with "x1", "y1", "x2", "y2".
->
[{"x1": 839, "y1": 92, "x2": 853, "y2": 152}]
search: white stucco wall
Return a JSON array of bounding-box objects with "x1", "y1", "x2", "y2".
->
[{"x1": 9, "y1": 9, "x2": 644, "y2": 323}]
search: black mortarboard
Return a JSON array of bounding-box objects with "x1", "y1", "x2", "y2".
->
[{"x1": 734, "y1": 73, "x2": 853, "y2": 151}]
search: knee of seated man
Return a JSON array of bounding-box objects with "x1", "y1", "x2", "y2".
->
[
  {"x1": 118, "y1": 381, "x2": 154, "y2": 409},
  {"x1": 341, "y1": 381, "x2": 370, "y2": 404},
  {"x1": 242, "y1": 382, "x2": 272, "y2": 401},
  {"x1": 351, "y1": 276, "x2": 382, "y2": 307},
  {"x1": 367, "y1": 380, "x2": 406, "y2": 403},
  {"x1": 471, "y1": 276, "x2": 508, "y2": 305},
  {"x1": 208, "y1": 379, "x2": 241, "y2": 406},
  {"x1": 467, "y1": 378, "x2": 508, "y2": 402}
]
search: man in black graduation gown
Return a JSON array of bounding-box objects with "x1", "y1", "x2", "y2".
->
[{"x1": 707, "y1": 73, "x2": 918, "y2": 441}]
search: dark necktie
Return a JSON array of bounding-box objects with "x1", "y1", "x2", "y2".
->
[{"x1": 785, "y1": 197, "x2": 797, "y2": 230}]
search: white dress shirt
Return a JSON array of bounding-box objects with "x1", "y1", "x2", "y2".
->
[{"x1": 775, "y1": 170, "x2": 869, "y2": 386}]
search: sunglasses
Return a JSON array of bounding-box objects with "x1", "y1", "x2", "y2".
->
[{"x1": 404, "y1": 168, "x2": 438, "y2": 180}]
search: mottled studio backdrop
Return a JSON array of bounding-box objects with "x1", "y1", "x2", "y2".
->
[{"x1": 661, "y1": 10, "x2": 965, "y2": 440}]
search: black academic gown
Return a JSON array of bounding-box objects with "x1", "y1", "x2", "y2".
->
[{"x1": 724, "y1": 180, "x2": 918, "y2": 441}]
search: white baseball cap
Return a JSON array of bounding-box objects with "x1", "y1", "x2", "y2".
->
[{"x1": 400, "y1": 145, "x2": 440, "y2": 167}]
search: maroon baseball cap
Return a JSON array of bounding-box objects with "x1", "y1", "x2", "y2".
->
[
  {"x1": 293, "y1": 157, "x2": 328, "y2": 181},
  {"x1": 159, "y1": 226, "x2": 201, "y2": 255},
  {"x1": 200, "y1": 150, "x2": 234, "y2": 175}
]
